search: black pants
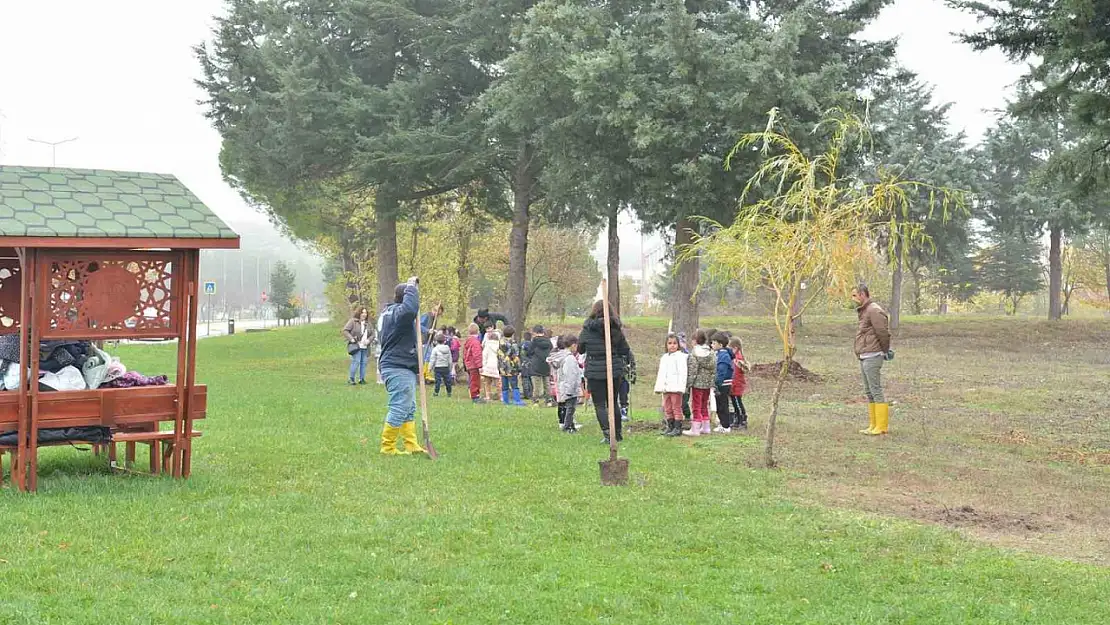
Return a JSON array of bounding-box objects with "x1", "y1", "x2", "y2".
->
[
  {"x1": 618, "y1": 378, "x2": 630, "y2": 410},
  {"x1": 730, "y1": 395, "x2": 747, "y2": 425},
  {"x1": 716, "y1": 385, "x2": 732, "y2": 429},
  {"x1": 434, "y1": 367, "x2": 453, "y2": 396},
  {"x1": 559, "y1": 398, "x2": 578, "y2": 429},
  {"x1": 587, "y1": 377, "x2": 623, "y2": 440},
  {"x1": 522, "y1": 375, "x2": 533, "y2": 399},
  {"x1": 682, "y1": 391, "x2": 691, "y2": 420}
]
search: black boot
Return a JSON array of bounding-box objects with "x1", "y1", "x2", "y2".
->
[
  {"x1": 664, "y1": 419, "x2": 679, "y2": 437},
  {"x1": 659, "y1": 418, "x2": 671, "y2": 435}
]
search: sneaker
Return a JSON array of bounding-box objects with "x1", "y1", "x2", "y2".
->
[
  {"x1": 358, "y1": 380, "x2": 367, "y2": 385},
  {"x1": 348, "y1": 379, "x2": 356, "y2": 386},
  {"x1": 713, "y1": 426, "x2": 726, "y2": 433}
]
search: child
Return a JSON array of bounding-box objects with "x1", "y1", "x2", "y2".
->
[
  {"x1": 480, "y1": 328, "x2": 502, "y2": 402},
  {"x1": 684, "y1": 330, "x2": 716, "y2": 437},
  {"x1": 729, "y1": 336, "x2": 749, "y2": 430},
  {"x1": 498, "y1": 325, "x2": 525, "y2": 406},
  {"x1": 551, "y1": 335, "x2": 583, "y2": 433},
  {"x1": 463, "y1": 324, "x2": 485, "y2": 403},
  {"x1": 429, "y1": 333, "x2": 454, "y2": 397},
  {"x1": 712, "y1": 332, "x2": 734, "y2": 433},
  {"x1": 520, "y1": 331, "x2": 534, "y2": 400},
  {"x1": 446, "y1": 326, "x2": 461, "y2": 382},
  {"x1": 618, "y1": 348, "x2": 636, "y2": 422},
  {"x1": 528, "y1": 325, "x2": 554, "y2": 406},
  {"x1": 653, "y1": 333, "x2": 688, "y2": 436}
]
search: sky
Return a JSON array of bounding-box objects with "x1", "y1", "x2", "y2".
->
[{"x1": 0, "y1": 0, "x2": 1027, "y2": 283}]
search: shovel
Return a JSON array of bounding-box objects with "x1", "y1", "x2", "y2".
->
[
  {"x1": 598, "y1": 278, "x2": 629, "y2": 486},
  {"x1": 414, "y1": 316, "x2": 439, "y2": 460}
]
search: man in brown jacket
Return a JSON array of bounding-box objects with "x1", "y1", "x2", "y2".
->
[{"x1": 852, "y1": 285, "x2": 891, "y2": 435}]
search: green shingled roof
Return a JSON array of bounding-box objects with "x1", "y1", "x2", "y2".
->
[{"x1": 0, "y1": 166, "x2": 238, "y2": 240}]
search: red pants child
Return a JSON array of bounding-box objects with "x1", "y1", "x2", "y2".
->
[
  {"x1": 690, "y1": 387, "x2": 711, "y2": 422},
  {"x1": 467, "y1": 368, "x2": 481, "y2": 399}
]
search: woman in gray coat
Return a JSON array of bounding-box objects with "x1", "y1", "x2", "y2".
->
[{"x1": 343, "y1": 307, "x2": 373, "y2": 385}]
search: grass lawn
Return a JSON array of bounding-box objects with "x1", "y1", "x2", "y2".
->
[{"x1": 1, "y1": 320, "x2": 1108, "y2": 624}]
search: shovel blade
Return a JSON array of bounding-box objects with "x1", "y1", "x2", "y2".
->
[{"x1": 599, "y1": 457, "x2": 629, "y2": 486}]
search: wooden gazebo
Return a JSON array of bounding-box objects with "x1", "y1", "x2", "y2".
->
[{"x1": 0, "y1": 166, "x2": 239, "y2": 491}]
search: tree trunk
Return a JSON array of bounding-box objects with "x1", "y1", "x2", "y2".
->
[
  {"x1": 890, "y1": 240, "x2": 903, "y2": 330},
  {"x1": 671, "y1": 218, "x2": 700, "y2": 337},
  {"x1": 506, "y1": 142, "x2": 534, "y2": 329},
  {"x1": 765, "y1": 355, "x2": 789, "y2": 469},
  {"x1": 456, "y1": 226, "x2": 472, "y2": 326},
  {"x1": 1105, "y1": 260, "x2": 1110, "y2": 303},
  {"x1": 765, "y1": 314, "x2": 796, "y2": 469},
  {"x1": 607, "y1": 204, "x2": 621, "y2": 315},
  {"x1": 910, "y1": 264, "x2": 923, "y2": 315},
  {"x1": 340, "y1": 234, "x2": 359, "y2": 306},
  {"x1": 1048, "y1": 224, "x2": 1062, "y2": 320},
  {"x1": 376, "y1": 195, "x2": 400, "y2": 313}
]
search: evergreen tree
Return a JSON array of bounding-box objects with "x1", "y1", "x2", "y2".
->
[
  {"x1": 270, "y1": 261, "x2": 299, "y2": 323},
  {"x1": 975, "y1": 234, "x2": 1044, "y2": 315}
]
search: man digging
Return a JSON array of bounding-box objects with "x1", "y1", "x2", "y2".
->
[
  {"x1": 379, "y1": 277, "x2": 427, "y2": 455},
  {"x1": 852, "y1": 285, "x2": 892, "y2": 436}
]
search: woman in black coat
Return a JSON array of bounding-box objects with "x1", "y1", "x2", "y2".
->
[{"x1": 577, "y1": 299, "x2": 631, "y2": 444}]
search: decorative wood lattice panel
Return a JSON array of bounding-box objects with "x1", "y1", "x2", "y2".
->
[
  {"x1": 0, "y1": 258, "x2": 21, "y2": 334},
  {"x1": 42, "y1": 254, "x2": 181, "y2": 338}
]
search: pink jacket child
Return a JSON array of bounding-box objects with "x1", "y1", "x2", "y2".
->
[{"x1": 728, "y1": 337, "x2": 749, "y2": 429}]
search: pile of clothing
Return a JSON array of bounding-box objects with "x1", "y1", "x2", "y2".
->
[{"x1": 0, "y1": 335, "x2": 168, "y2": 392}]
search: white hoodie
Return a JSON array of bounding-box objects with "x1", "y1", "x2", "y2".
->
[
  {"x1": 653, "y1": 351, "x2": 689, "y2": 394},
  {"x1": 481, "y1": 338, "x2": 501, "y2": 377}
]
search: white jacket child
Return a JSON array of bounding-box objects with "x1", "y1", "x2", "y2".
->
[
  {"x1": 653, "y1": 351, "x2": 689, "y2": 394},
  {"x1": 481, "y1": 333, "x2": 501, "y2": 378}
]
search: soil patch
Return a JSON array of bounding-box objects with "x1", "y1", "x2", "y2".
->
[
  {"x1": 931, "y1": 504, "x2": 1050, "y2": 533},
  {"x1": 750, "y1": 360, "x2": 823, "y2": 383}
]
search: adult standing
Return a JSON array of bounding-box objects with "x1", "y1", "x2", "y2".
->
[
  {"x1": 578, "y1": 300, "x2": 631, "y2": 445},
  {"x1": 379, "y1": 277, "x2": 427, "y2": 455},
  {"x1": 852, "y1": 285, "x2": 892, "y2": 436},
  {"x1": 342, "y1": 307, "x2": 373, "y2": 385},
  {"x1": 527, "y1": 325, "x2": 554, "y2": 406},
  {"x1": 473, "y1": 308, "x2": 509, "y2": 340},
  {"x1": 420, "y1": 302, "x2": 444, "y2": 340}
]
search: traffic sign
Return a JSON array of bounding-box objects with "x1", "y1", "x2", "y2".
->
[{"x1": 203, "y1": 281, "x2": 216, "y2": 295}]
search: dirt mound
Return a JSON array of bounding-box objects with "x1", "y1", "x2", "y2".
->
[
  {"x1": 749, "y1": 360, "x2": 823, "y2": 383},
  {"x1": 931, "y1": 505, "x2": 1050, "y2": 533}
]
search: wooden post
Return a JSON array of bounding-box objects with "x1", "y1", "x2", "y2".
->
[
  {"x1": 29, "y1": 249, "x2": 43, "y2": 491},
  {"x1": 15, "y1": 247, "x2": 30, "y2": 491},
  {"x1": 171, "y1": 250, "x2": 189, "y2": 478},
  {"x1": 182, "y1": 249, "x2": 201, "y2": 477}
]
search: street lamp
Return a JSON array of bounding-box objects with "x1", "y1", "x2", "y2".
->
[{"x1": 28, "y1": 136, "x2": 78, "y2": 167}]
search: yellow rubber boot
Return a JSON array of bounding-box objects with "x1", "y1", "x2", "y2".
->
[
  {"x1": 859, "y1": 403, "x2": 876, "y2": 434},
  {"x1": 400, "y1": 421, "x2": 427, "y2": 454},
  {"x1": 867, "y1": 403, "x2": 889, "y2": 435},
  {"x1": 380, "y1": 424, "x2": 409, "y2": 455}
]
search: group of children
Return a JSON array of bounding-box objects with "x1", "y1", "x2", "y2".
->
[
  {"x1": 429, "y1": 319, "x2": 751, "y2": 439},
  {"x1": 653, "y1": 328, "x2": 749, "y2": 437},
  {"x1": 426, "y1": 322, "x2": 637, "y2": 435}
]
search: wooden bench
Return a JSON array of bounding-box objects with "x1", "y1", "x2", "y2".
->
[
  {"x1": 0, "y1": 385, "x2": 207, "y2": 484},
  {"x1": 110, "y1": 430, "x2": 203, "y2": 475}
]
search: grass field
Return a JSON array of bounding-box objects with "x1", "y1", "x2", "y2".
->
[{"x1": 1, "y1": 318, "x2": 1108, "y2": 624}]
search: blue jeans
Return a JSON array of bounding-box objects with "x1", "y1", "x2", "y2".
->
[
  {"x1": 382, "y1": 368, "x2": 418, "y2": 427},
  {"x1": 349, "y1": 348, "x2": 368, "y2": 382}
]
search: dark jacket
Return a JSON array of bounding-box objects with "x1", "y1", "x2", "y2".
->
[
  {"x1": 474, "y1": 312, "x2": 509, "y2": 338},
  {"x1": 528, "y1": 336, "x2": 553, "y2": 376},
  {"x1": 578, "y1": 317, "x2": 630, "y2": 381},
  {"x1": 715, "y1": 348, "x2": 734, "y2": 387},
  {"x1": 378, "y1": 284, "x2": 420, "y2": 373}
]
